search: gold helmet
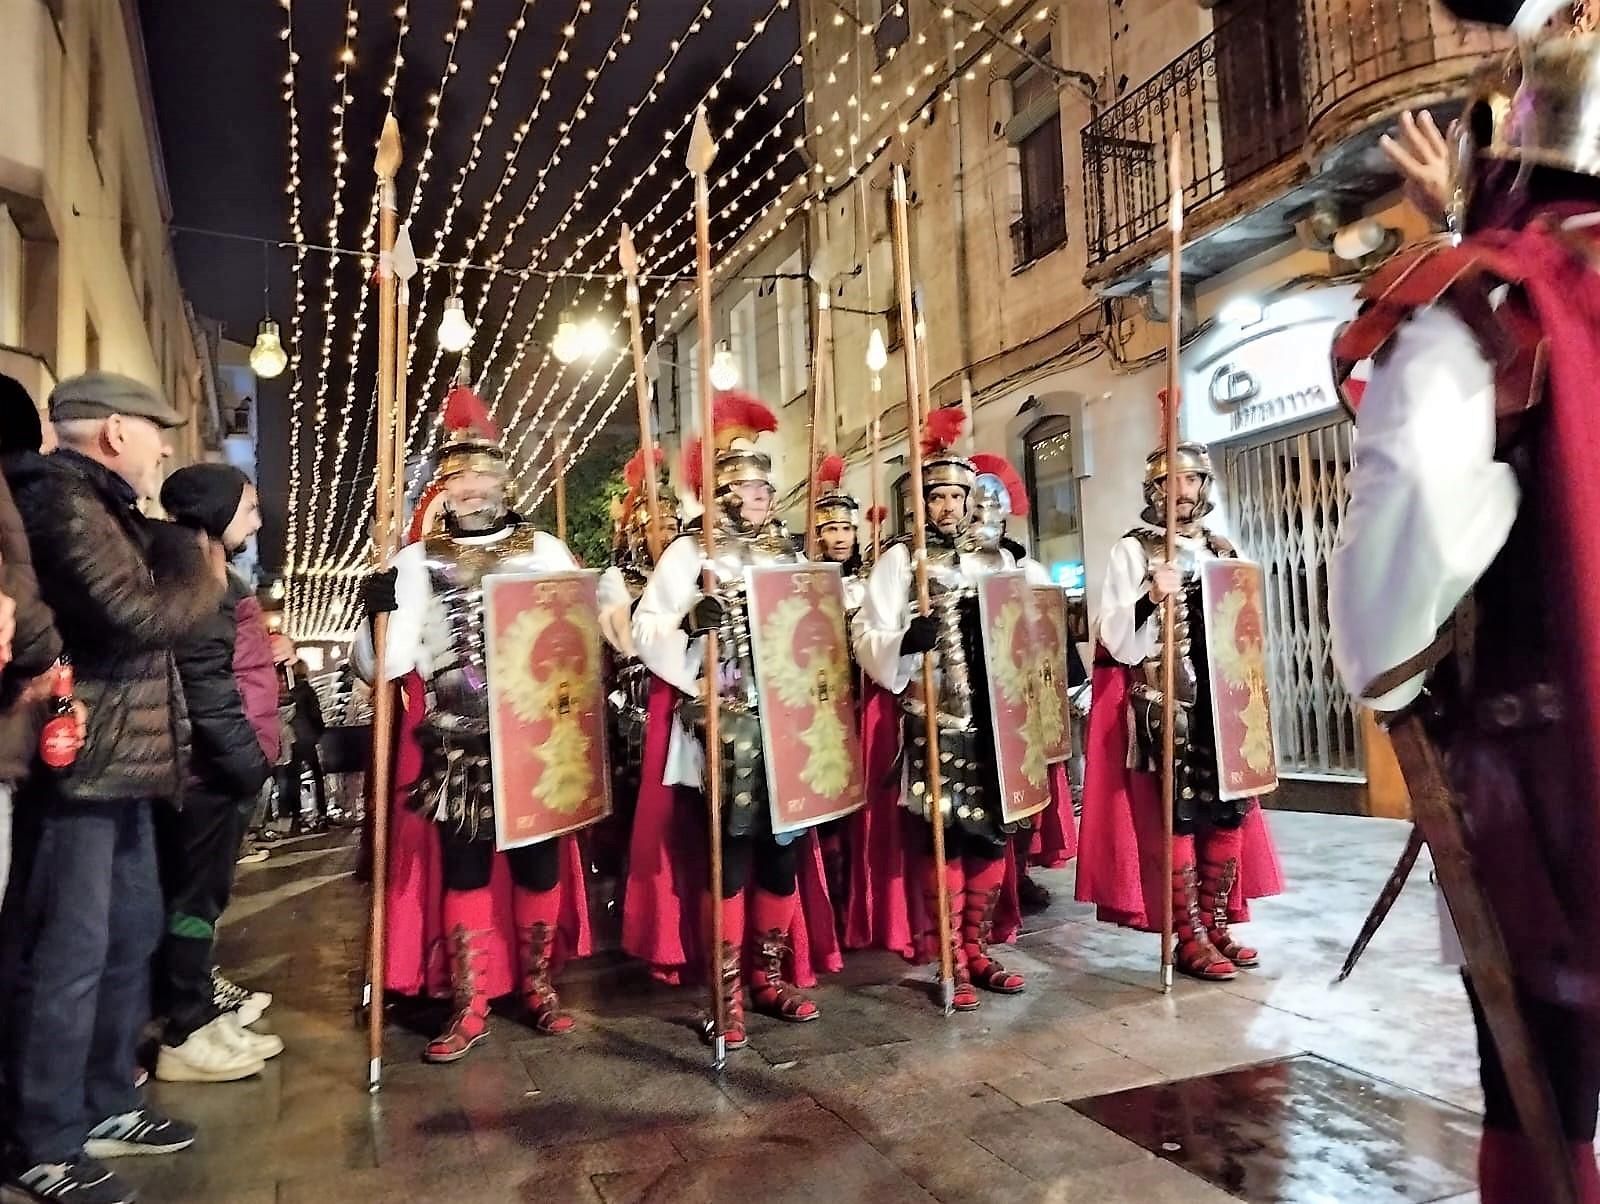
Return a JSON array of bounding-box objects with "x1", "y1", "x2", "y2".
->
[
  {"x1": 618, "y1": 447, "x2": 680, "y2": 565},
  {"x1": 920, "y1": 406, "x2": 975, "y2": 495},
  {"x1": 1141, "y1": 440, "x2": 1216, "y2": 527},
  {"x1": 683, "y1": 391, "x2": 779, "y2": 498},
  {"x1": 435, "y1": 384, "x2": 506, "y2": 482},
  {"x1": 1455, "y1": 10, "x2": 1600, "y2": 203},
  {"x1": 812, "y1": 453, "x2": 860, "y2": 531}
]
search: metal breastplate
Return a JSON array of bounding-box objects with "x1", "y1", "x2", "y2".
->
[
  {"x1": 706, "y1": 520, "x2": 799, "y2": 712},
  {"x1": 1130, "y1": 528, "x2": 1207, "y2": 708},
  {"x1": 906, "y1": 542, "x2": 978, "y2": 725},
  {"x1": 422, "y1": 524, "x2": 547, "y2": 730}
]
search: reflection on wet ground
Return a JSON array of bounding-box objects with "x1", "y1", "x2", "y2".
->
[{"x1": 118, "y1": 812, "x2": 1486, "y2": 1203}]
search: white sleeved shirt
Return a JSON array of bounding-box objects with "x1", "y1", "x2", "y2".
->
[
  {"x1": 597, "y1": 565, "x2": 635, "y2": 657},
  {"x1": 1095, "y1": 528, "x2": 1223, "y2": 668},
  {"x1": 1328, "y1": 304, "x2": 1519, "y2": 712},
  {"x1": 349, "y1": 527, "x2": 579, "y2": 684},
  {"x1": 852, "y1": 541, "x2": 1038, "y2": 694}
]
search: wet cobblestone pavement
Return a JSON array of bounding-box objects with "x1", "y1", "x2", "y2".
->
[{"x1": 119, "y1": 812, "x2": 1488, "y2": 1203}]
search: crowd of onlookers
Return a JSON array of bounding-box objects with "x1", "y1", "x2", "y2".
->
[{"x1": 0, "y1": 370, "x2": 327, "y2": 1204}]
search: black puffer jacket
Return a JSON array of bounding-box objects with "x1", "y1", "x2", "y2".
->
[
  {"x1": 7, "y1": 449, "x2": 222, "y2": 803},
  {"x1": 176, "y1": 573, "x2": 273, "y2": 803}
]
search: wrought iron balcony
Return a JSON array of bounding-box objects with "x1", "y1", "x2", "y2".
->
[
  {"x1": 1011, "y1": 196, "x2": 1068, "y2": 268},
  {"x1": 1082, "y1": 0, "x2": 1507, "y2": 286}
]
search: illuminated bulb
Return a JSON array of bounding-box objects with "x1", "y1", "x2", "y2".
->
[
  {"x1": 709, "y1": 341, "x2": 740, "y2": 391},
  {"x1": 437, "y1": 293, "x2": 475, "y2": 352},
  {"x1": 865, "y1": 328, "x2": 888, "y2": 374},
  {"x1": 577, "y1": 315, "x2": 611, "y2": 359},
  {"x1": 250, "y1": 319, "x2": 289, "y2": 378},
  {"x1": 552, "y1": 311, "x2": 584, "y2": 364}
]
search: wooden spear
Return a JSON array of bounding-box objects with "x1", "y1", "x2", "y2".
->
[
  {"x1": 365, "y1": 113, "x2": 402, "y2": 1091},
  {"x1": 619, "y1": 224, "x2": 666, "y2": 561},
  {"x1": 555, "y1": 441, "x2": 569, "y2": 542},
  {"x1": 1159, "y1": 134, "x2": 1183, "y2": 995},
  {"x1": 689, "y1": 107, "x2": 728, "y2": 1068},
  {"x1": 803, "y1": 286, "x2": 834, "y2": 557},
  {"x1": 888, "y1": 158, "x2": 955, "y2": 1013}
]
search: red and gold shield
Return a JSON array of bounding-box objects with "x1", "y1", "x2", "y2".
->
[
  {"x1": 977, "y1": 572, "x2": 1062, "y2": 823},
  {"x1": 1200, "y1": 558, "x2": 1279, "y2": 800},
  {"x1": 744, "y1": 563, "x2": 866, "y2": 836},
  {"x1": 483, "y1": 571, "x2": 612, "y2": 850}
]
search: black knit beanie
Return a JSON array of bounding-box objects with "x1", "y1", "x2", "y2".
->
[{"x1": 160, "y1": 463, "x2": 250, "y2": 539}]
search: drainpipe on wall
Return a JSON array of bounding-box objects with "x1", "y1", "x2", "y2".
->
[{"x1": 946, "y1": 21, "x2": 977, "y2": 449}]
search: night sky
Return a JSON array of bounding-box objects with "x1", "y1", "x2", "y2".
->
[{"x1": 138, "y1": 0, "x2": 802, "y2": 575}]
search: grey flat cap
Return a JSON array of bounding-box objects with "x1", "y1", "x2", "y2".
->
[{"x1": 49, "y1": 371, "x2": 186, "y2": 429}]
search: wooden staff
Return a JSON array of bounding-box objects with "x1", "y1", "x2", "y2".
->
[
  {"x1": 689, "y1": 108, "x2": 728, "y2": 1068},
  {"x1": 393, "y1": 223, "x2": 416, "y2": 548},
  {"x1": 868, "y1": 399, "x2": 883, "y2": 561},
  {"x1": 796, "y1": 286, "x2": 825, "y2": 560},
  {"x1": 889, "y1": 159, "x2": 955, "y2": 1013},
  {"x1": 555, "y1": 441, "x2": 568, "y2": 541},
  {"x1": 365, "y1": 114, "x2": 402, "y2": 1091},
  {"x1": 1159, "y1": 134, "x2": 1183, "y2": 995},
  {"x1": 619, "y1": 224, "x2": 665, "y2": 560}
]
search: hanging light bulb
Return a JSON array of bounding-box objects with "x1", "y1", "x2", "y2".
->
[
  {"x1": 250, "y1": 240, "x2": 287, "y2": 378},
  {"x1": 249, "y1": 318, "x2": 288, "y2": 379},
  {"x1": 437, "y1": 292, "x2": 474, "y2": 353},
  {"x1": 709, "y1": 340, "x2": 740, "y2": 391},
  {"x1": 865, "y1": 328, "x2": 888, "y2": 374},
  {"x1": 577, "y1": 315, "x2": 611, "y2": 359},
  {"x1": 552, "y1": 310, "x2": 584, "y2": 364}
]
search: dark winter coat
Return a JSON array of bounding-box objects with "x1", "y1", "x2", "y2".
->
[
  {"x1": 286, "y1": 677, "x2": 325, "y2": 748},
  {"x1": 0, "y1": 461, "x2": 63, "y2": 781},
  {"x1": 7, "y1": 448, "x2": 222, "y2": 803},
  {"x1": 175, "y1": 572, "x2": 273, "y2": 803},
  {"x1": 233, "y1": 592, "x2": 281, "y2": 765}
]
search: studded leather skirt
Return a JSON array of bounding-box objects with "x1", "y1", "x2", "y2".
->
[
  {"x1": 412, "y1": 722, "x2": 497, "y2": 844},
  {"x1": 901, "y1": 712, "x2": 1021, "y2": 855}
]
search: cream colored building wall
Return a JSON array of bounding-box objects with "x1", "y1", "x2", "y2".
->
[{"x1": 0, "y1": 0, "x2": 206, "y2": 464}]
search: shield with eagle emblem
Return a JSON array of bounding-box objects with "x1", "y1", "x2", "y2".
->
[
  {"x1": 1199, "y1": 558, "x2": 1278, "y2": 801},
  {"x1": 744, "y1": 563, "x2": 866, "y2": 836},
  {"x1": 977, "y1": 572, "x2": 1061, "y2": 824},
  {"x1": 483, "y1": 570, "x2": 612, "y2": 850}
]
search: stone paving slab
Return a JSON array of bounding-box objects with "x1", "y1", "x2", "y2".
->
[{"x1": 115, "y1": 813, "x2": 1484, "y2": 1203}]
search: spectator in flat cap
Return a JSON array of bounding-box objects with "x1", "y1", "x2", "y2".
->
[
  {"x1": 0, "y1": 372, "x2": 217, "y2": 1202},
  {"x1": 147, "y1": 465, "x2": 279, "y2": 1084}
]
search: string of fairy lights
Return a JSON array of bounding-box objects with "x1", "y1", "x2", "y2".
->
[{"x1": 281, "y1": 0, "x2": 1055, "y2": 639}]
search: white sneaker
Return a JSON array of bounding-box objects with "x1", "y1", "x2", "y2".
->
[
  {"x1": 211, "y1": 968, "x2": 271, "y2": 1027},
  {"x1": 217, "y1": 1013, "x2": 284, "y2": 1061},
  {"x1": 154, "y1": 1018, "x2": 265, "y2": 1083}
]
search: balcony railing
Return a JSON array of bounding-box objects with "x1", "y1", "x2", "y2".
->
[
  {"x1": 1011, "y1": 195, "x2": 1068, "y2": 267},
  {"x1": 1082, "y1": 0, "x2": 1505, "y2": 272}
]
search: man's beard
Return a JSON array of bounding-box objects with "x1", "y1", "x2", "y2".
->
[{"x1": 451, "y1": 495, "x2": 505, "y2": 532}]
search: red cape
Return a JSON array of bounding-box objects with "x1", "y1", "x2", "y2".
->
[
  {"x1": 621, "y1": 675, "x2": 843, "y2": 988},
  {"x1": 1076, "y1": 655, "x2": 1283, "y2": 932},
  {"x1": 382, "y1": 672, "x2": 593, "y2": 1000}
]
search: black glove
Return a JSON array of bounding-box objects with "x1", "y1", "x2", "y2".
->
[
  {"x1": 899, "y1": 614, "x2": 940, "y2": 656},
  {"x1": 362, "y1": 569, "x2": 399, "y2": 617},
  {"x1": 684, "y1": 595, "x2": 726, "y2": 637}
]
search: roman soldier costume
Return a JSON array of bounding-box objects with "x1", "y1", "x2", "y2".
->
[
  {"x1": 1329, "y1": 4, "x2": 1600, "y2": 1197},
  {"x1": 629, "y1": 392, "x2": 840, "y2": 1048},
  {"x1": 812, "y1": 454, "x2": 867, "y2": 614},
  {"x1": 853, "y1": 408, "x2": 1045, "y2": 1011},
  {"x1": 357, "y1": 384, "x2": 592, "y2": 1062},
  {"x1": 1078, "y1": 439, "x2": 1283, "y2": 982}
]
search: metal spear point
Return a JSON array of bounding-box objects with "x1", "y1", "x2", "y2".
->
[{"x1": 688, "y1": 106, "x2": 727, "y2": 1070}]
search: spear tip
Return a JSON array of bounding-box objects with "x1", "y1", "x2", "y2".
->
[
  {"x1": 688, "y1": 106, "x2": 717, "y2": 176},
  {"x1": 618, "y1": 224, "x2": 638, "y2": 275},
  {"x1": 375, "y1": 113, "x2": 402, "y2": 180}
]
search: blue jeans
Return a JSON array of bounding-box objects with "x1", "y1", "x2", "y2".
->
[{"x1": 2, "y1": 796, "x2": 165, "y2": 1164}]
